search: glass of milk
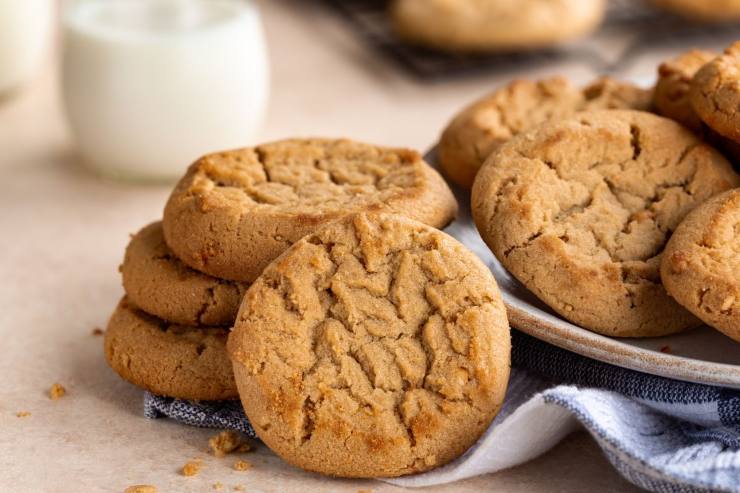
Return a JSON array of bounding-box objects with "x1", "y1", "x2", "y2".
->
[
  {"x1": 0, "y1": 0, "x2": 54, "y2": 96},
  {"x1": 62, "y1": 0, "x2": 269, "y2": 182}
]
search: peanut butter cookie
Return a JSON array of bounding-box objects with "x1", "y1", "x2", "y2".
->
[
  {"x1": 691, "y1": 43, "x2": 740, "y2": 143},
  {"x1": 662, "y1": 189, "x2": 740, "y2": 340},
  {"x1": 654, "y1": 49, "x2": 716, "y2": 132},
  {"x1": 439, "y1": 77, "x2": 653, "y2": 189},
  {"x1": 228, "y1": 213, "x2": 510, "y2": 477},
  {"x1": 104, "y1": 298, "x2": 236, "y2": 400},
  {"x1": 121, "y1": 222, "x2": 247, "y2": 326},
  {"x1": 163, "y1": 139, "x2": 457, "y2": 282},
  {"x1": 472, "y1": 110, "x2": 739, "y2": 337},
  {"x1": 391, "y1": 0, "x2": 606, "y2": 53}
]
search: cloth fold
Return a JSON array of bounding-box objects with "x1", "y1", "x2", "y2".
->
[{"x1": 144, "y1": 331, "x2": 740, "y2": 493}]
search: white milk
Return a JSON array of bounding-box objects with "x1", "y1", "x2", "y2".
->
[
  {"x1": 0, "y1": 0, "x2": 53, "y2": 95},
  {"x1": 62, "y1": 0, "x2": 269, "y2": 181}
]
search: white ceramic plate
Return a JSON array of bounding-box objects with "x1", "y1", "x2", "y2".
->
[{"x1": 428, "y1": 149, "x2": 740, "y2": 389}]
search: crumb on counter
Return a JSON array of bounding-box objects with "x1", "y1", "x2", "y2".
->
[
  {"x1": 49, "y1": 383, "x2": 67, "y2": 400},
  {"x1": 181, "y1": 459, "x2": 203, "y2": 477},
  {"x1": 209, "y1": 430, "x2": 248, "y2": 457},
  {"x1": 212, "y1": 482, "x2": 224, "y2": 491},
  {"x1": 233, "y1": 460, "x2": 252, "y2": 472},
  {"x1": 124, "y1": 486, "x2": 157, "y2": 493},
  {"x1": 15, "y1": 411, "x2": 31, "y2": 418},
  {"x1": 660, "y1": 345, "x2": 672, "y2": 354},
  {"x1": 92, "y1": 327, "x2": 104, "y2": 336},
  {"x1": 233, "y1": 486, "x2": 244, "y2": 492}
]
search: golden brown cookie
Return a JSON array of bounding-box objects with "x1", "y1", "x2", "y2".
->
[
  {"x1": 163, "y1": 138, "x2": 457, "y2": 282},
  {"x1": 651, "y1": 0, "x2": 740, "y2": 21},
  {"x1": 439, "y1": 76, "x2": 653, "y2": 189},
  {"x1": 661, "y1": 188, "x2": 740, "y2": 340},
  {"x1": 390, "y1": 0, "x2": 606, "y2": 52},
  {"x1": 472, "y1": 110, "x2": 739, "y2": 337},
  {"x1": 121, "y1": 221, "x2": 247, "y2": 326},
  {"x1": 691, "y1": 43, "x2": 740, "y2": 143},
  {"x1": 654, "y1": 49, "x2": 716, "y2": 132},
  {"x1": 228, "y1": 212, "x2": 511, "y2": 477},
  {"x1": 104, "y1": 298, "x2": 236, "y2": 400}
]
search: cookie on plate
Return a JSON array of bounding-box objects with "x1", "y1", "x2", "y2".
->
[
  {"x1": 104, "y1": 298, "x2": 236, "y2": 400},
  {"x1": 228, "y1": 212, "x2": 511, "y2": 477},
  {"x1": 439, "y1": 76, "x2": 652, "y2": 188},
  {"x1": 651, "y1": 0, "x2": 740, "y2": 21},
  {"x1": 654, "y1": 49, "x2": 716, "y2": 132},
  {"x1": 691, "y1": 43, "x2": 740, "y2": 143},
  {"x1": 390, "y1": 0, "x2": 606, "y2": 53},
  {"x1": 472, "y1": 110, "x2": 739, "y2": 337},
  {"x1": 163, "y1": 138, "x2": 457, "y2": 282},
  {"x1": 121, "y1": 222, "x2": 247, "y2": 326},
  {"x1": 662, "y1": 189, "x2": 740, "y2": 340}
]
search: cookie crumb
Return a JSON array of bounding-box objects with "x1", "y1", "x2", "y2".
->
[
  {"x1": 660, "y1": 345, "x2": 672, "y2": 354},
  {"x1": 124, "y1": 486, "x2": 157, "y2": 493},
  {"x1": 233, "y1": 486, "x2": 244, "y2": 492},
  {"x1": 49, "y1": 383, "x2": 66, "y2": 400},
  {"x1": 92, "y1": 327, "x2": 104, "y2": 336},
  {"x1": 181, "y1": 459, "x2": 202, "y2": 477},
  {"x1": 15, "y1": 411, "x2": 31, "y2": 418},
  {"x1": 233, "y1": 460, "x2": 252, "y2": 472},
  {"x1": 209, "y1": 431, "x2": 246, "y2": 457},
  {"x1": 212, "y1": 482, "x2": 224, "y2": 491}
]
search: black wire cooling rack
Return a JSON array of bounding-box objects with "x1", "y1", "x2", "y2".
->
[{"x1": 321, "y1": 0, "x2": 740, "y2": 79}]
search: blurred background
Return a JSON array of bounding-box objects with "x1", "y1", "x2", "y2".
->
[{"x1": 3, "y1": 0, "x2": 740, "y2": 183}]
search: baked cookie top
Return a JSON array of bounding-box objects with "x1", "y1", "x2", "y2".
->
[
  {"x1": 391, "y1": 0, "x2": 606, "y2": 52},
  {"x1": 121, "y1": 222, "x2": 247, "y2": 326},
  {"x1": 654, "y1": 49, "x2": 716, "y2": 132},
  {"x1": 163, "y1": 139, "x2": 457, "y2": 282},
  {"x1": 662, "y1": 188, "x2": 740, "y2": 339},
  {"x1": 691, "y1": 42, "x2": 740, "y2": 142},
  {"x1": 472, "y1": 109, "x2": 739, "y2": 337},
  {"x1": 104, "y1": 298, "x2": 236, "y2": 401},
  {"x1": 228, "y1": 213, "x2": 510, "y2": 477},
  {"x1": 438, "y1": 76, "x2": 652, "y2": 188}
]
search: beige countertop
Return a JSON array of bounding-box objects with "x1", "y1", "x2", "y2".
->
[{"x1": 2, "y1": 1, "x2": 738, "y2": 491}]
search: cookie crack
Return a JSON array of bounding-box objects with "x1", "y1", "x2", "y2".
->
[{"x1": 196, "y1": 286, "x2": 216, "y2": 325}]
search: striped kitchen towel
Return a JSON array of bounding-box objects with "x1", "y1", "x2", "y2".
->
[{"x1": 144, "y1": 330, "x2": 740, "y2": 493}]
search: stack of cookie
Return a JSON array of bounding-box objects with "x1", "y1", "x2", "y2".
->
[
  {"x1": 105, "y1": 138, "x2": 516, "y2": 478},
  {"x1": 104, "y1": 138, "x2": 460, "y2": 401}
]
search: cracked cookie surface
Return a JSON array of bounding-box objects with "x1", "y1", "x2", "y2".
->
[
  {"x1": 439, "y1": 76, "x2": 653, "y2": 189},
  {"x1": 121, "y1": 222, "x2": 247, "y2": 326},
  {"x1": 228, "y1": 213, "x2": 510, "y2": 477},
  {"x1": 654, "y1": 49, "x2": 716, "y2": 132},
  {"x1": 163, "y1": 139, "x2": 457, "y2": 282},
  {"x1": 391, "y1": 0, "x2": 605, "y2": 53},
  {"x1": 691, "y1": 43, "x2": 740, "y2": 143},
  {"x1": 472, "y1": 110, "x2": 739, "y2": 337},
  {"x1": 662, "y1": 189, "x2": 740, "y2": 340},
  {"x1": 104, "y1": 298, "x2": 236, "y2": 400}
]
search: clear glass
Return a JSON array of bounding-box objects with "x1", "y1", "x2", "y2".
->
[{"x1": 62, "y1": 0, "x2": 270, "y2": 182}]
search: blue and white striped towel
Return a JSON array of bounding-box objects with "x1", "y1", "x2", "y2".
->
[{"x1": 144, "y1": 330, "x2": 740, "y2": 492}]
